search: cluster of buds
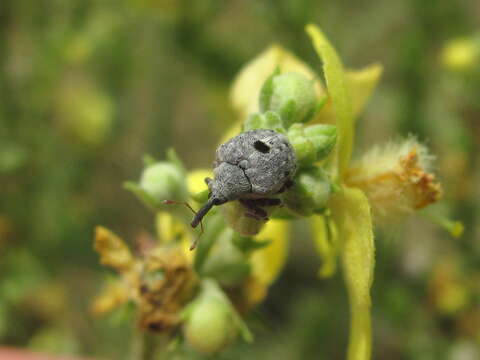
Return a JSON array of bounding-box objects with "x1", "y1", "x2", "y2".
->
[{"x1": 92, "y1": 68, "x2": 339, "y2": 355}]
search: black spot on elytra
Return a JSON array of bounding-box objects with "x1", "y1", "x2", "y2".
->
[{"x1": 254, "y1": 140, "x2": 270, "y2": 153}]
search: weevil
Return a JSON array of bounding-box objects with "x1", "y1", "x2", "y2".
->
[{"x1": 191, "y1": 129, "x2": 296, "y2": 228}]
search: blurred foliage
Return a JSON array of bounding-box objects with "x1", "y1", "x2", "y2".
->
[{"x1": 0, "y1": 0, "x2": 479, "y2": 359}]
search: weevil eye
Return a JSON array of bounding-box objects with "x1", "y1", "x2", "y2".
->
[{"x1": 253, "y1": 140, "x2": 270, "y2": 153}]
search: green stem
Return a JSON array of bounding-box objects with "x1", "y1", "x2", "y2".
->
[{"x1": 130, "y1": 328, "x2": 159, "y2": 360}]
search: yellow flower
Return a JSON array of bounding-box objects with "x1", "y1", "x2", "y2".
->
[
  {"x1": 224, "y1": 24, "x2": 380, "y2": 360},
  {"x1": 441, "y1": 37, "x2": 479, "y2": 72},
  {"x1": 306, "y1": 24, "x2": 377, "y2": 360},
  {"x1": 227, "y1": 24, "x2": 442, "y2": 360}
]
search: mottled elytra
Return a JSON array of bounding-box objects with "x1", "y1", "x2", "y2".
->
[{"x1": 191, "y1": 129, "x2": 296, "y2": 228}]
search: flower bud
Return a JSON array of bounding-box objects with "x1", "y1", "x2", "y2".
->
[
  {"x1": 260, "y1": 71, "x2": 317, "y2": 127},
  {"x1": 140, "y1": 162, "x2": 187, "y2": 200},
  {"x1": 183, "y1": 281, "x2": 240, "y2": 355},
  {"x1": 288, "y1": 124, "x2": 337, "y2": 166},
  {"x1": 283, "y1": 167, "x2": 332, "y2": 216},
  {"x1": 124, "y1": 155, "x2": 188, "y2": 209}
]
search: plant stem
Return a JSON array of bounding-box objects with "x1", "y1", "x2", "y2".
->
[{"x1": 130, "y1": 328, "x2": 159, "y2": 360}]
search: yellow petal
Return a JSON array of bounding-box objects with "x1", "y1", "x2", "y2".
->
[
  {"x1": 90, "y1": 280, "x2": 129, "y2": 315},
  {"x1": 243, "y1": 277, "x2": 268, "y2": 310},
  {"x1": 330, "y1": 187, "x2": 375, "y2": 360},
  {"x1": 249, "y1": 219, "x2": 289, "y2": 286},
  {"x1": 230, "y1": 45, "x2": 324, "y2": 120},
  {"x1": 156, "y1": 212, "x2": 178, "y2": 243},
  {"x1": 187, "y1": 169, "x2": 213, "y2": 195},
  {"x1": 314, "y1": 64, "x2": 383, "y2": 127},
  {"x1": 155, "y1": 212, "x2": 194, "y2": 263},
  {"x1": 441, "y1": 37, "x2": 479, "y2": 72},
  {"x1": 94, "y1": 226, "x2": 135, "y2": 272},
  {"x1": 306, "y1": 24, "x2": 353, "y2": 179},
  {"x1": 311, "y1": 215, "x2": 338, "y2": 278},
  {"x1": 346, "y1": 64, "x2": 383, "y2": 119}
]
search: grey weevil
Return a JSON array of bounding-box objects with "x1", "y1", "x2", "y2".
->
[{"x1": 191, "y1": 129, "x2": 296, "y2": 228}]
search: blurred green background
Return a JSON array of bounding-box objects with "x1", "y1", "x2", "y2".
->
[{"x1": 0, "y1": 0, "x2": 479, "y2": 359}]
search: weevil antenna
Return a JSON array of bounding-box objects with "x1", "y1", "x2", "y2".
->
[{"x1": 162, "y1": 200, "x2": 204, "y2": 248}]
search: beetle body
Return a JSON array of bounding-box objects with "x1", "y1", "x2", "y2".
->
[{"x1": 191, "y1": 129, "x2": 296, "y2": 228}]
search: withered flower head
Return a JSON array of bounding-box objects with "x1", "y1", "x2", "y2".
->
[
  {"x1": 344, "y1": 137, "x2": 442, "y2": 222},
  {"x1": 92, "y1": 227, "x2": 197, "y2": 334},
  {"x1": 137, "y1": 246, "x2": 197, "y2": 333}
]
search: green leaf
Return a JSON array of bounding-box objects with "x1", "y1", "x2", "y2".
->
[
  {"x1": 243, "y1": 113, "x2": 264, "y2": 131},
  {"x1": 142, "y1": 154, "x2": 157, "y2": 167},
  {"x1": 194, "y1": 213, "x2": 227, "y2": 273},
  {"x1": 232, "y1": 233, "x2": 271, "y2": 253},
  {"x1": 166, "y1": 148, "x2": 187, "y2": 173},
  {"x1": 123, "y1": 181, "x2": 159, "y2": 210},
  {"x1": 306, "y1": 24, "x2": 353, "y2": 179},
  {"x1": 243, "y1": 111, "x2": 285, "y2": 133},
  {"x1": 331, "y1": 187, "x2": 375, "y2": 360}
]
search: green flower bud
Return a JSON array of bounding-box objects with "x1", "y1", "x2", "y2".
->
[
  {"x1": 184, "y1": 297, "x2": 236, "y2": 354},
  {"x1": 140, "y1": 162, "x2": 185, "y2": 199},
  {"x1": 183, "y1": 281, "x2": 241, "y2": 355},
  {"x1": 124, "y1": 152, "x2": 188, "y2": 209},
  {"x1": 201, "y1": 228, "x2": 250, "y2": 286},
  {"x1": 288, "y1": 124, "x2": 337, "y2": 166},
  {"x1": 283, "y1": 167, "x2": 332, "y2": 216},
  {"x1": 243, "y1": 111, "x2": 286, "y2": 134},
  {"x1": 260, "y1": 71, "x2": 317, "y2": 127}
]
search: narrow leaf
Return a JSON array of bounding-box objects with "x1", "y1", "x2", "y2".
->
[
  {"x1": 306, "y1": 24, "x2": 353, "y2": 178},
  {"x1": 311, "y1": 215, "x2": 338, "y2": 278},
  {"x1": 331, "y1": 187, "x2": 375, "y2": 360}
]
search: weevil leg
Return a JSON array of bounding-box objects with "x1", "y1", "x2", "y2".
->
[
  {"x1": 250, "y1": 198, "x2": 282, "y2": 207},
  {"x1": 275, "y1": 179, "x2": 295, "y2": 194},
  {"x1": 239, "y1": 199, "x2": 269, "y2": 221}
]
